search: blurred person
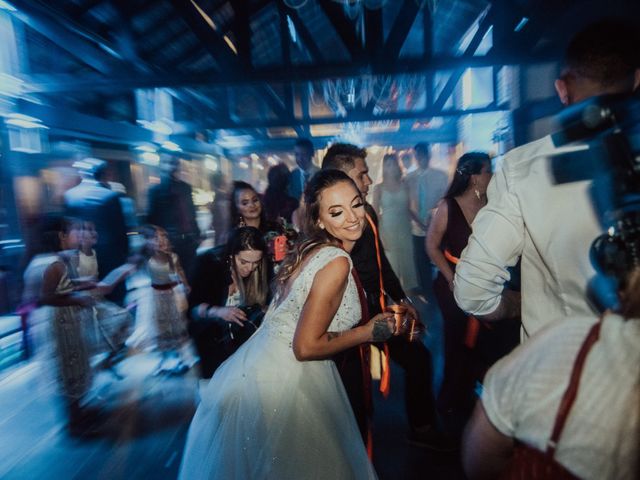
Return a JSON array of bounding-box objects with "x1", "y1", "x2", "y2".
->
[
  {"x1": 400, "y1": 151, "x2": 415, "y2": 174},
  {"x1": 187, "y1": 227, "x2": 269, "y2": 378},
  {"x1": 322, "y1": 143, "x2": 451, "y2": 451},
  {"x1": 427, "y1": 152, "x2": 518, "y2": 436},
  {"x1": 137, "y1": 225, "x2": 193, "y2": 375},
  {"x1": 263, "y1": 163, "x2": 299, "y2": 224},
  {"x1": 372, "y1": 153, "x2": 418, "y2": 292},
  {"x1": 179, "y1": 169, "x2": 395, "y2": 480},
  {"x1": 35, "y1": 216, "x2": 98, "y2": 435},
  {"x1": 147, "y1": 155, "x2": 200, "y2": 276},
  {"x1": 208, "y1": 172, "x2": 231, "y2": 246},
  {"x1": 287, "y1": 138, "x2": 319, "y2": 201},
  {"x1": 64, "y1": 158, "x2": 129, "y2": 304},
  {"x1": 109, "y1": 181, "x2": 138, "y2": 231},
  {"x1": 454, "y1": 20, "x2": 640, "y2": 337},
  {"x1": 407, "y1": 142, "x2": 449, "y2": 299},
  {"x1": 77, "y1": 221, "x2": 135, "y2": 373},
  {"x1": 462, "y1": 265, "x2": 640, "y2": 480}
]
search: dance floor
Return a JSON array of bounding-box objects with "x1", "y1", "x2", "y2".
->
[{"x1": 0, "y1": 296, "x2": 464, "y2": 479}]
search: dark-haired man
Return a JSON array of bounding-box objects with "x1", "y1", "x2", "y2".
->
[
  {"x1": 323, "y1": 143, "x2": 450, "y2": 450},
  {"x1": 147, "y1": 155, "x2": 200, "y2": 276},
  {"x1": 64, "y1": 158, "x2": 129, "y2": 303},
  {"x1": 455, "y1": 19, "x2": 640, "y2": 338}
]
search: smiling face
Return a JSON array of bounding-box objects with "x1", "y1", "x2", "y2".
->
[
  {"x1": 235, "y1": 188, "x2": 262, "y2": 223},
  {"x1": 316, "y1": 180, "x2": 365, "y2": 251},
  {"x1": 234, "y1": 249, "x2": 263, "y2": 278}
]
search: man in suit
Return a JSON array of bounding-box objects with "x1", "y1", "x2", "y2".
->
[
  {"x1": 64, "y1": 158, "x2": 129, "y2": 304},
  {"x1": 322, "y1": 143, "x2": 451, "y2": 451},
  {"x1": 147, "y1": 155, "x2": 200, "y2": 276}
]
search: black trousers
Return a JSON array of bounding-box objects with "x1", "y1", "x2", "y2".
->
[
  {"x1": 334, "y1": 347, "x2": 369, "y2": 443},
  {"x1": 336, "y1": 334, "x2": 438, "y2": 439},
  {"x1": 385, "y1": 333, "x2": 437, "y2": 430}
]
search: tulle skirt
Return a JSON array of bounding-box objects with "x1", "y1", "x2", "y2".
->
[{"x1": 178, "y1": 328, "x2": 377, "y2": 480}]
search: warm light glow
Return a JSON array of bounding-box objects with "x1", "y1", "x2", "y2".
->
[
  {"x1": 462, "y1": 69, "x2": 473, "y2": 109},
  {"x1": 135, "y1": 144, "x2": 156, "y2": 152},
  {"x1": 162, "y1": 141, "x2": 181, "y2": 152},
  {"x1": 190, "y1": 0, "x2": 217, "y2": 30},
  {"x1": 204, "y1": 156, "x2": 218, "y2": 171},
  {"x1": 223, "y1": 35, "x2": 238, "y2": 54},
  {"x1": 140, "y1": 152, "x2": 160, "y2": 165},
  {"x1": 0, "y1": 1, "x2": 16, "y2": 11}
]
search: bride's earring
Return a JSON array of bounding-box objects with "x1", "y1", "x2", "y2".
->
[
  {"x1": 239, "y1": 216, "x2": 246, "y2": 227},
  {"x1": 473, "y1": 180, "x2": 481, "y2": 200}
]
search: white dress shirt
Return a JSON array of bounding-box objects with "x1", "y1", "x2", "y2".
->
[{"x1": 454, "y1": 135, "x2": 601, "y2": 337}]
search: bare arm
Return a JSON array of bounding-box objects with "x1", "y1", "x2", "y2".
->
[
  {"x1": 292, "y1": 256, "x2": 394, "y2": 361},
  {"x1": 96, "y1": 263, "x2": 136, "y2": 294},
  {"x1": 41, "y1": 262, "x2": 93, "y2": 307},
  {"x1": 426, "y1": 200, "x2": 454, "y2": 288},
  {"x1": 462, "y1": 401, "x2": 514, "y2": 480}
]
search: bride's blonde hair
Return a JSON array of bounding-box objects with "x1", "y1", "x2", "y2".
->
[{"x1": 273, "y1": 169, "x2": 360, "y2": 300}]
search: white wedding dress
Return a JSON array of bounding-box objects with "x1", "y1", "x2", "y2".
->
[{"x1": 178, "y1": 246, "x2": 377, "y2": 480}]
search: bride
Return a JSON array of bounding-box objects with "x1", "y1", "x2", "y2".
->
[{"x1": 178, "y1": 169, "x2": 396, "y2": 479}]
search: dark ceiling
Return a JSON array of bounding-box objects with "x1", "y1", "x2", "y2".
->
[{"x1": 5, "y1": 0, "x2": 640, "y2": 153}]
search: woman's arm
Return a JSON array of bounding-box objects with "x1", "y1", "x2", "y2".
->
[
  {"x1": 41, "y1": 262, "x2": 93, "y2": 307},
  {"x1": 462, "y1": 401, "x2": 514, "y2": 480},
  {"x1": 292, "y1": 256, "x2": 394, "y2": 361},
  {"x1": 426, "y1": 200, "x2": 455, "y2": 289},
  {"x1": 95, "y1": 263, "x2": 136, "y2": 294}
]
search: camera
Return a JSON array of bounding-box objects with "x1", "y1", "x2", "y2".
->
[
  {"x1": 551, "y1": 91, "x2": 640, "y2": 308},
  {"x1": 222, "y1": 304, "x2": 265, "y2": 346}
]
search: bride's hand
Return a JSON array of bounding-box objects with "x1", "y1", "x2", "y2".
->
[{"x1": 366, "y1": 312, "x2": 395, "y2": 342}]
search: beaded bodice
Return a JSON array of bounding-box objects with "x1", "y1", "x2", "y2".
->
[{"x1": 261, "y1": 246, "x2": 361, "y2": 343}]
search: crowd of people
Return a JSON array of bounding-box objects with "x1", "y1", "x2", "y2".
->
[{"x1": 15, "y1": 18, "x2": 639, "y2": 480}]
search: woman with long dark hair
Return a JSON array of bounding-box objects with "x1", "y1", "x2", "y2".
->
[
  {"x1": 179, "y1": 169, "x2": 396, "y2": 480},
  {"x1": 229, "y1": 181, "x2": 269, "y2": 232},
  {"x1": 187, "y1": 226, "x2": 270, "y2": 378},
  {"x1": 426, "y1": 152, "x2": 495, "y2": 433}
]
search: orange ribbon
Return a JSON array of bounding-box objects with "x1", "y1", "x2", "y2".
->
[
  {"x1": 365, "y1": 213, "x2": 391, "y2": 398},
  {"x1": 444, "y1": 249, "x2": 481, "y2": 348}
]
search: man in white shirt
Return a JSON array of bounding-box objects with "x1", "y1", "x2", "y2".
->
[{"x1": 454, "y1": 20, "x2": 640, "y2": 337}]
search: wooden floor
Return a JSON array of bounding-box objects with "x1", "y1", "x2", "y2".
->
[{"x1": 0, "y1": 295, "x2": 465, "y2": 480}]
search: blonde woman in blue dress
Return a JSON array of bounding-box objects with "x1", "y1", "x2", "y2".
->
[{"x1": 178, "y1": 169, "x2": 397, "y2": 479}]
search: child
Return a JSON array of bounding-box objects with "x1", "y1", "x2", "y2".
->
[
  {"x1": 77, "y1": 220, "x2": 134, "y2": 373},
  {"x1": 37, "y1": 216, "x2": 96, "y2": 434},
  {"x1": 141, "y1": 225, "x2": 193, "y2": 374}
]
